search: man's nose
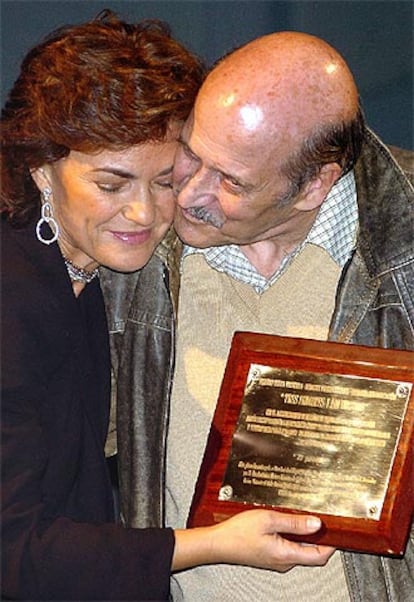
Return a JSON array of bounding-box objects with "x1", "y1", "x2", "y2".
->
[{"x1": 176, "y1": 167, "x2": 217, "y2": 207}]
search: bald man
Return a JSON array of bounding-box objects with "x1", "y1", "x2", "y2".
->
[{"x1": 102, "y1": 32, "x2": 413, "y2": 601}]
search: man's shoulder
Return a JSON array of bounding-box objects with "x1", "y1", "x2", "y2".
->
[
  {"x1": 358, "y1": 129, "x2": 414, "y2": 189},
  {"x1": 387, "y1": 145, "x2": 414, "y2": 181}
]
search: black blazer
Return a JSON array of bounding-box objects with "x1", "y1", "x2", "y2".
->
[{"x1": 1, "y1": 217, "x2": 174, "y2": 601}]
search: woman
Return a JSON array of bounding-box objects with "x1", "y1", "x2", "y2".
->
[{"x1": 1, "y1": 10, "x2": 327, "y2": 602}]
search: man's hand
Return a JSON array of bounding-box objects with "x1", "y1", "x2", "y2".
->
[{"x1": 172, "y1": 509, "x2": 335, "y2": 572}]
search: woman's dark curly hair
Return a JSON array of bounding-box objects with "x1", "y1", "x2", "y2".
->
[{"x1": 1, "y1": 9, "x2": 205, "y2": 225}]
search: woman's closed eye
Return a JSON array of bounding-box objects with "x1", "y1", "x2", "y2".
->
[
  {"x1": 154, "y1": 179, "x2": 173, "y2": 189},
  {"x1": 96, "y1": 181, "x2": 126, "y2": 193}
]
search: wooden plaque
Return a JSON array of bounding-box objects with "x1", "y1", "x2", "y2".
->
[{"x1": 187, "y1": 332, "x2": 414, "y2": 556}]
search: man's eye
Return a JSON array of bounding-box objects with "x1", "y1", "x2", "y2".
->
[{"x1": 223, "y1": 177, "x2": 242, "y2": 192}]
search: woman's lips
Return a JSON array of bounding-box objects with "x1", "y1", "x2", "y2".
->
[{"x1": 110, "y1": 229, "x2": 151, "y2": 244}]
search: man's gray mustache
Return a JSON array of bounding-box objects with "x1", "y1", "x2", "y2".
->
[{"x1": 186, "y1": 207, "x2": 225, "y2": 228}]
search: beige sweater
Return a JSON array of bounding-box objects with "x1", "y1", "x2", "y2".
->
[{"x1": 166, "y1": 246, "x2": 350, "y2": 601}]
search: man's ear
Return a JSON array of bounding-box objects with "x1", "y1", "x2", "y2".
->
[
  {"x1": 30, "y1": 166, "x2": 52, "y2": 192},
  {"x1": 294, "y1": 163, "x2": 342, "y2": 211}
]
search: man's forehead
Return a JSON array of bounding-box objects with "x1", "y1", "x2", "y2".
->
[{"x1": 182, "y1": 112, "x2": 195, "y2": 138}]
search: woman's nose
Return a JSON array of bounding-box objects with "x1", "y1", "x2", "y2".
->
[{"x1": 122, "y1": 196, "x2": 155, "y2": 225}]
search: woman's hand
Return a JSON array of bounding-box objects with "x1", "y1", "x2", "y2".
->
[{"x1": 172, "y1": 509, "x2": 335, "y2": 572}]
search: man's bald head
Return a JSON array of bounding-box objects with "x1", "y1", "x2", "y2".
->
[
  {"x1": 197, "y1": 31, "x2": 360, "y2": 163},
  {"x1": 173, "y1": 32, "x2": 364, "y2": 251}
]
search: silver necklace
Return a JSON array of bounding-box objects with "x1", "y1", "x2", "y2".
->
[{"x1": 63, "y1": 256, "x2": 99, "y2": 284}]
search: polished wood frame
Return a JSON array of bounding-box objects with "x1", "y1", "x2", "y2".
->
[{"x1": 188, "y1": 332, "x2": 414, "y2": 556}]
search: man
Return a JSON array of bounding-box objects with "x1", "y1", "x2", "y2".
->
[{"x1": 102, "y1": 32, "x2": 413, "y2": 601}]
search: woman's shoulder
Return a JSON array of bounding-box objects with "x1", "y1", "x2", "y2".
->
[
  {"x1": 1, "y1": 215, "x2": 65, "y2": 293},
  {"x1": 1, "y1": 216, "x2": 72, "y2": 352},
  {"x1": 2, "y1": 215, "x2": 36, "y2": 262},
  {"x1": 1, "y1": 219, "x2": 76, "y2": 389},
  {"x1": 1, "y1": 217, "x2": 45, "y2": 297}
]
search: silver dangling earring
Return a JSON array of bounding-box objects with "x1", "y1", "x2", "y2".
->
[{"x1": 36, "y1": 187, "x2": 59, "y2": 245}]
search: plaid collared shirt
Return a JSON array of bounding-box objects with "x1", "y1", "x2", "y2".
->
[{"x1": 182, "y1": 170, "x2": 358, "y2": 294}]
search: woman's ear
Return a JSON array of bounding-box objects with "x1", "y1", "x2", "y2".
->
[
  {"x1": 294, "y1": 163, "x2": 342, "y2": 212},
  {"x1": 30, "y1": 166, "x2": 52, "y2": 192}
]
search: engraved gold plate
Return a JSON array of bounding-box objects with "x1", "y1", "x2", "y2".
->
[
  {"x1": 220, "y1": 365, "x2": 410, "y2": 520},
  {"x1": 188, "y1": 332, "x2": 414, "y2": 556}
]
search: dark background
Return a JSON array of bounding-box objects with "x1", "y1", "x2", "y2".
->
[{"x1": 1, "y1": 0, "x2": 413, "y2": 148}]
